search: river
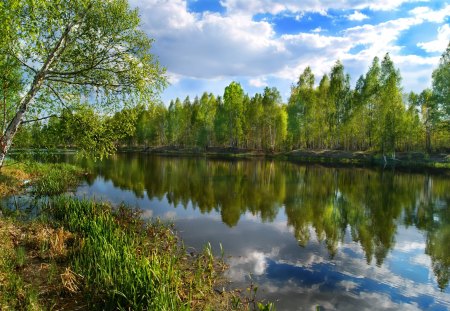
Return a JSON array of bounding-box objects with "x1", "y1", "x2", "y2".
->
[{"x1": 72, "y1": 154, "x2": 450, "y2": 310}]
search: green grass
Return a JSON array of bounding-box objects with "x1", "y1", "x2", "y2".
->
[
  {"x1": 0, "y1": 219, "x2": 43, "y2": 311},
  {"x1": 43, "y1": 196, "x2": 228, "y2": 310},
  {"x1": 0, "y1": 161, "x2": 84, "y2": 198},
  {"x1": 27, "y1": 162, "x2": 84, "y2": 196}
]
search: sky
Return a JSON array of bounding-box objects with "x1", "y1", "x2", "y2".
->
[{"x1": 129, "y1": 0, "x2": 450, "y2": 104}]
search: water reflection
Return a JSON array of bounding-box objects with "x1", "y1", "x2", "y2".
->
[{"x1": 73, "y1": 154, "x2": 450, "y2": 310}]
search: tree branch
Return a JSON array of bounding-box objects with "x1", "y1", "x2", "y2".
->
[
  {"x1": 45, "y1": 83, "x2": 71, "y2": 110},
  {"x1": 46, "y1": 77, "x2": 126, "y2": 88},
  {"x1": 21, "y1": 114, "x2": 58, "y2": 124},
  {"x1": 7, "y1": 52, "x2": 38, "y2": 73}
]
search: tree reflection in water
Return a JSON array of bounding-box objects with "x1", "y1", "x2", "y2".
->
[{"x1": 78, "y1": 154, "x2": 450, "y2": 290}]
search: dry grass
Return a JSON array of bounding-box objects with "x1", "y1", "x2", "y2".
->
[
  {"x1": 0, "y1": 166, "x2": 32, "y2": 197},
  {"x1": 0, "y1": 218, "x2": 88, "y2": 310},
  {"x1": 60, "y1": 267, "x2": 83, "y2": 294}
]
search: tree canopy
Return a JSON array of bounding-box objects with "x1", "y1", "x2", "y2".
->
[
  {"x1": 0, "y1": 0, "x2": 166, "y2": 167},
  {"x1": 4, "y1": 3, "x2": 448, "y2": 158},
  {"x1": 432, "y1": 42, "x2": 450, "y2": 123},
  {"x1": 17, "y1": 46, "x2": 450, "y2": 155}
]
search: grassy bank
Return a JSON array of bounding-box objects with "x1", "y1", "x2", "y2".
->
[
  {"x1": 0, "y1": 162, "x2": 274, "y2": 310},
  {"x1": 285, "y1": 150, "x2": 450, "y2": 170},
  {"x1": 0, "y1": 161, "x2": 84, "y2": 198}
]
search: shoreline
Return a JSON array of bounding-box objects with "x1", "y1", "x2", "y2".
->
[{"x1": 117, "y1": 146, "x2": 450, "y2": 170}]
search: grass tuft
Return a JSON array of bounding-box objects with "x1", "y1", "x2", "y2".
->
[
  {"x1": 28, "y1": 162, "x2": 84, "y2": 196},
  {"x1": 44, "y1": 196, "x2": 230, "y2": 310}
]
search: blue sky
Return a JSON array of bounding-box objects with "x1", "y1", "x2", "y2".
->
[{"x1": 130, "y1": 0, "x2": 450, "y2": 104}]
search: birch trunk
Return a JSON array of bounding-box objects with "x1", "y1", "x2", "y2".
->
[{"x1": 0, "y1": 19, "x2": 77, "y2": 169}]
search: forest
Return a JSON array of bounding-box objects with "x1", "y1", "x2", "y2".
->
[{"x1": 13, "y1": 46, "x2": 450, "y2": 156}]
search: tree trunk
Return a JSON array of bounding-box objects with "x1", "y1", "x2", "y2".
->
[
  {"x1": 0, "y1": 71, "x2": 47, "y2": 167},
  {"x1": 425, "y1": 127, "x2": 431, "y2": 153},
  {"x1": 0, "y1": 17, "x2": 79, "y2": 169}
]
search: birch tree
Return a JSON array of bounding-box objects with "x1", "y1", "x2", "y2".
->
[{"x1": 0, "y1": 0, "x2": 165, "y2": 168}]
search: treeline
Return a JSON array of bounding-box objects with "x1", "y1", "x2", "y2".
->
[{"x1": 14, "y1": 47, "x2": 450, "y2": 154}]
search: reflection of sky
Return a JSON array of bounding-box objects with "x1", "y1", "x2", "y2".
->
[
  {"x1": 75, "y1": 176, "x2": 450, "y2": 311},
  {"x1": 75, "y1": 177, "x2": 222, "y2": 221}
]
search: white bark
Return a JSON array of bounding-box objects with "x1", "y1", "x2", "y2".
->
[{"x1": 0, "y1": 10, "x2": 86, "y2": 168}]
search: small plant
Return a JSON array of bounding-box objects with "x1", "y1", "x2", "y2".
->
[
  {"x1": 15, "y1": 246, "x2": 27, "y2": 268},
  {"x1": 220, "y1": 242, "x2": 225, "y2": 260},
  {"x1": 257, "y1": 302, "x2": 276, "y2": 311}
]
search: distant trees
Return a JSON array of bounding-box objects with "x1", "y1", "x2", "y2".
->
[
  {"x1": 14, "y1": 45, "x2": 450, "y2": 154},
  {"x1": 432, "y1": 42, "x2": 450, "y2": 122},
  {"x1": 223, "y1": 82, "x2": 245, "y2": 147}
]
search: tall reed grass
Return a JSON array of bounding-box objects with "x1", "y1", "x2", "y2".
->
[
  {"x1": 29, "y1": 163, "x2": 83, "y2": 196},
  {"x1": 45, "y1": 196, "x2": 203, "y2": 310}
]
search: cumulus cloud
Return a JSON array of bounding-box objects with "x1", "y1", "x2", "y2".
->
[
  {"x1": 409, "y1": 4, "x2": 450, "y2": 23},
  {"x1": 220, "y1": 0, "x2": 429, "y2": 15},
  {"x1": 131, "y1": 0, "x2": 450, "y2": 101},
  {"x1": 311, "y1": 27, "x2": 324, "y2": 33},
  {"x1": 418, "y1": 24, "x2": 450, "y2": 53},
  {"x1": 133, "y1": 0, "x2": 285, "y2": 78},
  {"x1": 249, "y1": 77, "x2": 268, "y2": 87},
  {"x1": 347, "y1": 11, "x2": 369, "y2": 21},
  {"x1": 226, "y1": 248, "x2": 279, "y2": 281}
]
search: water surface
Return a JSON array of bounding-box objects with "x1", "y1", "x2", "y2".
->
[{"x1": 73, "y1": 154, "x2": 450, "y2": 311}]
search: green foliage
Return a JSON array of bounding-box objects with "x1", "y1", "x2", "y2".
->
[
  {"x1": 47, "y1": 197, "x2": 184, "y2": 310},
  {"x1": 1, "y1": 0, "x2": 166, "y2": 165},
  {"x1": 223, "y1": 82, "x2": 245, "y2": 147},
  {"x1": 11, "y1": 44, "x2": 450, "y2": 154},
  {"x1": 4, "y1": 0, "x2": 165, "y2": 109},
  {"x1": 0, "y1": 218, "x2": 43, "y2": 311},
  {"x1": 432, "y1": 42, "x2": 450, "y2": 121},
  {"x1": 214, "y1": 96, "x2": 229, "y2": 146},
  {"x1": 261, "y1": 87, "x2": 286, "y2": 150},
  {"x1": 287, "y1": 67, "x2": 318, "y2": 149}
]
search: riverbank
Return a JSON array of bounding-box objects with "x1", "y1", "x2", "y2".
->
[
  {"x1": 0, "y1": 162, "x2": 274, "y2": 310},
  {"x1": 285, "y1": 149, "x2": 450, "y2": 170},
  {"x1": 118, "y1": 146, "x2": 450, "y2": 170}
]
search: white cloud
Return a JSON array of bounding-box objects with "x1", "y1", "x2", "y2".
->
[
  {"x1": 249, "y1": 77, "x2": 268, "y2": 87},
  {"x1": 347, "y1": 11, "x2": 369, "y2": 21},
  {"x1": 226, "y1": 248, "x2": 279, "y2": 281},
  {"x1": 410, "y1": 4, "x2": 450, "y2": 23},
  {"x1": 133, "y1": 0, "x2": 285, "y2": 78},
  {"x1": 163, "y1": 211, "x2": 177, "y2": 219},
  {"x1": 411, "y1": 253, "x2": 431, "y2": 267},
  {"x1": 141, "y1": 209, "x2": 154, "y2": 218},
  {"x1": 220, "y1": 0, "x2": 430, "y2": 14},
  {"x1": 395, "y1": 241, "x2": 425, "y2": 252},
  {"x1": 339, "y1": 280, "x2": 359, "y2": 291},
  {"x1": 131, "y1": 0, "x2": 450, "y2": 102},
  {"x1": 343, "y1": 17, "x2": 419, "y2": 55},
  {"x1": 167, "y1": 72, "x2": 182, "y2": 84},
  {"x1": 418, "y1": 24, "x2": 450, "y2": 53},
  {"x1": 311, "y1": 27, "x2": 324, "y2": 33}
]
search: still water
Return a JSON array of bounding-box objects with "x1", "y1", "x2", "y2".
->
[{"x1": 73, "y1": 154, "x2": 449, "y2": 311}]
